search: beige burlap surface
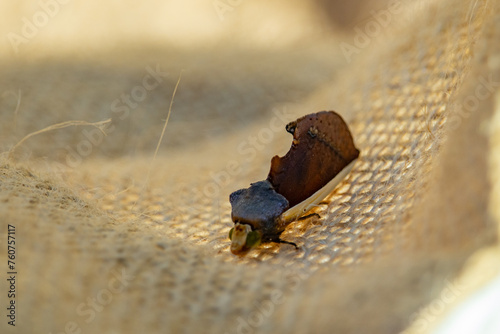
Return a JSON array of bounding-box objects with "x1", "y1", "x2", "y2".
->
[{"x1": 0, "y1": 0, "x2": 499, "y2": 333}]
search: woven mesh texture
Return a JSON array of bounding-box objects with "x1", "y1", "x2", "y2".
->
[{"x1": 1, "y1": 0, "x2": 499, "y2": 333}]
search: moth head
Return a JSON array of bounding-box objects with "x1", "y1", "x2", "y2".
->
[{"x1": 229, "y1": 223, "x2": 262, "y2": 255}]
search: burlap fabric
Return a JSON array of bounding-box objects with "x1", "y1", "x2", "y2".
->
[{"x1": 1, "y1": 0, "x2": 499, "y2": 333}]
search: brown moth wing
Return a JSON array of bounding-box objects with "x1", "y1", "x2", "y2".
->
[{"x1": 267, "y1": 111, "x2": 359, "y2": 207}]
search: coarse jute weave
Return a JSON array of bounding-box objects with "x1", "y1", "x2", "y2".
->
[{"x1": 0, "y1": 0, "x2": 499, "y2": 333}]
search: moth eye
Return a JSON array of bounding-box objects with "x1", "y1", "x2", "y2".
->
[
  {"x1": 228, "y1": 228, "x2": 234, "y2": 240},
  {"x1": 245, "y1": 231, "x2": 261, "y2": 248}
]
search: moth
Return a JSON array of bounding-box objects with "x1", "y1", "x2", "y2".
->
[{"x1": 229, "y1": 111, "x2": 359, "y2": 255}]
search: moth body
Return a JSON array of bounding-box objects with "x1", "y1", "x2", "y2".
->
[{"x1": 228, "y1": 111, "x2": 359, "y2": 255}]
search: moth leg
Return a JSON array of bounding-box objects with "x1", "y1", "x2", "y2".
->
[
  {"x1": 297, "y1": 213, "x2": 320, "y2": 221},
  {"x1": 277, "y1": 239, "x2": 299, "y2": 250}
]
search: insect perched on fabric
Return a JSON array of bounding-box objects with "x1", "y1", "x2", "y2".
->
[{"x1": 229, "y1": 111, "x2": 359, "y2": 255}]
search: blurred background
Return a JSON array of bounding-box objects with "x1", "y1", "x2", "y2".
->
[{"x1": 0, "y1": 0, "x2": 395, "y2": 162}]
